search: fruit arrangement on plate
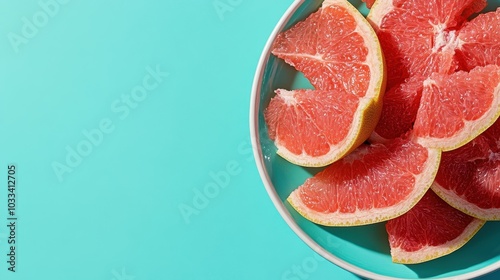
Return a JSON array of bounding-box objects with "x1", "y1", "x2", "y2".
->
[{"x1": 262, "y1": 0, "x2": 500, "y2": 264}]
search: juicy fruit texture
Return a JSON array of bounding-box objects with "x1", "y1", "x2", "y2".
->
[
  {"x1": 457, "y1": 8, "x2": 500, "y2": 70},
  {"x1": 272, "y1": 0, "x2": 383, "y2": 96},
  {"x1": 265, "y1": 0, "x2": 385, "y2": 167},
  {"x1": 368, "y1": 0, "x2": 485, "y2": 89},
  {"x1": 265, "y1": 89, "x2": 364, "y2": 166},
  {"x1": 369, "y1": 76, "x2": 423, "y2": 142},
  {"x1": 386, "y1": 190, "x2": 485, "y2": 264},
  {"x1": 367, "y1": 0, "x2": 499, "y2": 141},
  {"x1": 368, "y1": 0, "x2": 486, "y2": 89},
  {"x1": 413, "y1": 65, "x2": 500, "y2": 150},
  {"x1": 287, "y1": 137, "x2": 441, "y2": 226},
  {"x1": 432, "y1": 119, "x2": 500, "y2": 220}
]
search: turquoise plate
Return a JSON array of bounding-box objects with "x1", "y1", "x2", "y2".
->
[{"x1": 250, "y1": 0, "x2": 500, "y2": 279}]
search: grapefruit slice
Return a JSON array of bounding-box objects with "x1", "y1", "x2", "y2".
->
[
  {"x1": 287, "y1": 137, "x2": 441, "y2": 226},
  {"x1": 413, "y1": 64, "x2": 500, "y2": 151},
  {"x1": 367, "y1": 0, "x2": 487, "y2": 141},
  {"x1": 386, "y1": 190, "x2": 485, "y2": 264},
  {"x1": 265, "y1": 88, "x2": 381, "y2": 166},
  {"x1": 272, "y1": 0, "x2": 385, "y2": 95},
  {"x1": 457, "y1": 8, "x2": 500, "y2": 71},
  {"x1": 432, "y1": 119, "x2": 500, "y2": 220},
  {"x1": 265, "y1": 0, "x2": 385, "y2": 167}
]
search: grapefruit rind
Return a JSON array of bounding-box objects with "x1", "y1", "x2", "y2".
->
[
  {"x1": 287, "y1": 146, "x2": 441, "y2": 226},
  {"x1": 270, "y1": 0, "x2": 386, "y2": 167},
  {"x1": 432, "y1": 181, "x2": 500, "y2": 221},
  {"x1": 390, "y1": 218, "x2": 485, "y2": 264}
]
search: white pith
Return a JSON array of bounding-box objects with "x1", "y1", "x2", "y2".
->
[
  {"x1": 431, "y1": 23, "x2": 459, "y2": 53},
  {"x1": 279, "y1": 89, "x2": 298, "y2": 106}
]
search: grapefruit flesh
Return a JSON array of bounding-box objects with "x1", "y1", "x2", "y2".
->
[
  {"x1": 265, "y1": 89, "x2": 364, "y2": 165},
  {"x1": 368, "y1": 0, "x2": 484, "y2": 89},
  {"x1": 367, "y1": 0, "x2": 489, "y2": 141},
  {"x1": 272, "y1": 0, "x2": 384, "y2": 96},
  {"x1": 457, "y1": 8, "x2": 500, "y2": 71},
  {"x1": 386, "y1": 190, "x2": 485, "y2": 264},
  {"x1": 362, "y1": 0, "x2": 376, "y2": 9},
  {"x1": 369, "y1": 76, "x2": 423, "y2": 142},
  {"x1": 265, "y1": 0, "x2": 385, "y2": 167},
  {"x1": 413, "y1": 64, "x2": 500, "y2": 151},
  {"x1": 287, "y1": 137, "x2": 441, "y2": 226},
  {"x1": 432, "y1": 119, "x2": 500, "y2": 220}
]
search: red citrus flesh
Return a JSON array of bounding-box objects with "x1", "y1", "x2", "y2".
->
[
  {"x1": 432, "y1": 119, "x2": 500, "y2": 220},
  {"x1": 265, "y1": 89, "x2": 359, "y2": 157},
  {"x1": 369, "y1": 0, "x2": 484, "y2": 88},
  {"x1": 272, "y1": 1, "x2": 380, "y2": 97},
  {"x1": 413, "y1": 64, "x2": 500, "y2": 150},
  {"x1": 457, "y1": 8, "x2": 500, "y2": 70},
  {"x1": 386, "y1": 190, "x2": 485, "y2": 264},
  {"x1": 368, "y1": 0, "x2": 491, "y2": 141},
  {"x1": 370, "y1": 76, "x2": 423, "y2": 142},
  {"x1": 362, "y1": 0, "x2": 375, "y2": 9},
  {"x1": 287, "y1": 137, "x2": 441, "y2": 226}
]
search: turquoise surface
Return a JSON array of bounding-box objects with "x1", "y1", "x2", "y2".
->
[{"x1": 0, "y1": 0, "x2": 497, "y2": 280}]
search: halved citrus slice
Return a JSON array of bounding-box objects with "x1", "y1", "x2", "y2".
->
[
  {"x1": 413, "y1": 64, "x2": 500, "y2": 151},
  {"x1": 287, "y1": 137, "x2": 441, "y2": 226},
  {"x1": 386, "y1": 190, "x2": 485, "y2": 264},
  {"x1": 265, "y1": 0, "x2": 385, "y2": 167},
  {"x1": 432, "y1": 119, "x2": 500, "y2": 220}
]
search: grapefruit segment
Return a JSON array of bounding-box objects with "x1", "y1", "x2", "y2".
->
[
  {"x1": 457, "y1": 8, "x2": 500, "y2": 71},
  {"x1": 432, "y1": 119, "x2": 500, "y2": 220},
  {"x1": 265, "y1": 88, "x2": 366, "y2": 165},
  {"x1": 272, "y1": 0, "x2": 384, "y2": 96},
  {"x1": 265, "y1": 0, "x2": 386, "y2": 167},
  {"x1": 386, "y1": 190, "x2": 485, "y2": 264},
  {"x1": 413, "y1": 64, "x2": 500, "y2": 151},
  {"x1": 287, "y1": 137, "x2": 441, "y2": 226}
]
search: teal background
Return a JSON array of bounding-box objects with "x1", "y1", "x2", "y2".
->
[{"x1": 0, "y1": 1, "x2": 497, "y2": 280}]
